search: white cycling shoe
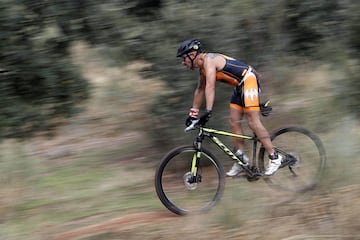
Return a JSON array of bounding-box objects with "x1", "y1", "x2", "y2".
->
[
  {"x1": 226, "y1": 163, "x2": 243, "y2": 177},
  {"x1": 264, "y1": 153, "x2": 282, "y2": 176}
]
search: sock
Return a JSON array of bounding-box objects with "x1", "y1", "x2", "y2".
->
[
  {"x1": 235, "y1": 149, "x2": 249, "y2": 164},
  {"x1": 269, "y1": 151, "x2": 278, "y2": 160}
]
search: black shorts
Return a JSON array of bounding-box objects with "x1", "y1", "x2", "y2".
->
[{"x1": 230, "y1": 72, "x2": 260, "y2": 111}]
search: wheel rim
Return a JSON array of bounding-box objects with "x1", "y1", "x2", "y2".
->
[
  {"x1": 157, "y1": 148, "x2": 224, "y2": 214},
  {"x1": 259, "y1": 127, "x2": 326, "y2": 193}
]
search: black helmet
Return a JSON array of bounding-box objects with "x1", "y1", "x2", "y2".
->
[{"x1": 176, "y1": 39, "x2": 202, "y2": 57}]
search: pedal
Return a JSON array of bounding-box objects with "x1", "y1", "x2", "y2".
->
[{"x1": 246, "y1": 166, "x2": 261, "y2": 182}]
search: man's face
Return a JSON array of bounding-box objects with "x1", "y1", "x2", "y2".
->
[{"x1": 181, "y1": 52, "x2": 196, "y2": 70}]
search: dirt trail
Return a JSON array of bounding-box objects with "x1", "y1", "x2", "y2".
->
[
  {"x1": 51, "y1": 184, "x2": 360, "y2": 240},
  {"x1": 55, "y1": 211, "x2": 176, "y2": 240}
]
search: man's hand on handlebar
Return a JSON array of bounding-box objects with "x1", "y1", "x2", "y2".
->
[
  {"x1": 185, "y1": 108, "x2": 199, "y2": 126},
  {"x1": 185, "y1": 109, "x2": 212, "y2": 131},
  {"x1": 198, "y1": 109, "x2": 212, "y2": 125}
]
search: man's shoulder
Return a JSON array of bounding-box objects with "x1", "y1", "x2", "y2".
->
[
  {"x1": 220, "y1": 54, "x2": 236, "y2": 61},
  {"x1": 203, "y1": 53, "x2": 228, "y2": 66},
  {"x1": 205, "y1": 53, "x2": 218, "y2": 59}
]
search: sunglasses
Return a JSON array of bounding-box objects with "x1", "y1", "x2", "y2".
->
[{"x1": 181, "y1": 54, "x2": 192, "y2": 62}]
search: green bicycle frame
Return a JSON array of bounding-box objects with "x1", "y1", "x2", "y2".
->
[{"x1": 190, "y1": 126, "x2": 258, "y2": 176}]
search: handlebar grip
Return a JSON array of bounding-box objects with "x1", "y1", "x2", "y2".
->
[{"x1": 184, "y1": 119, "x2": 199, "y2": 132}]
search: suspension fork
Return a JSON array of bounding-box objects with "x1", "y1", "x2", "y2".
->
[{"x1": 190, "y1": 132, "x2": 204, "y2": 181}]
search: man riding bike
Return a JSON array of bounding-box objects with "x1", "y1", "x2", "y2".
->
[{"x1": 176, "y1": 38, "x2": 282, "y2": 176}]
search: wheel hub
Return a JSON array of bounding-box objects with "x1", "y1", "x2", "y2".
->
[
  {"x1": 288, "y1": 152, "x2": 300, "y2": 168},
  {"x1": 183, "y1": 172, "x2": 200, "y2": 190}
]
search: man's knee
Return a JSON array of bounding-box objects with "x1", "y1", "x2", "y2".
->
[
  {"x1": 245, "y1": 111, "x2": 258, "y2": 124},
  {"x1": 229, "y1": 109, "x2": 243, "y2": 128},
  {"x1": 247, "y1": 120, "x2": 260, "y2": 131},
  {"x1": 229, "y1": 117, "x2": 239, "y2": 129}
]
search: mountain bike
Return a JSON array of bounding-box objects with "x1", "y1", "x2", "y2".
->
[{"x1": 154, "y1": 105, "x2": 326, "y2": 215}]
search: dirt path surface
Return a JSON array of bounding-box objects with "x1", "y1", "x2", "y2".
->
[
  {"x1": 55, "y1": 211, "x2": 176, "y2": 240},
  {"x1": 49, "y1": 184, "x2": 360, "y2": 240}
]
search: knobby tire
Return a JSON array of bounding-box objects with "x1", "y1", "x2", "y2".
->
[
  {"x1": 258, "y1": 126, "x2": 326, "y2": 193},
  {"x1": 155, "y1": 145, "x2": 225, "y2": 215}
]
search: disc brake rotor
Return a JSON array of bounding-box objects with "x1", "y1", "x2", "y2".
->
[{"x1": 183, "y1": 172, "x2": 198, "y2": 190}]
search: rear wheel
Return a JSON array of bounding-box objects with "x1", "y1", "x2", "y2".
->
[
  {"x1": 155, "y1": 145, "x2": 225, "y2": 215},
  {"x1": 258, "y1": 126, "x2": 326, "y2": 193}
]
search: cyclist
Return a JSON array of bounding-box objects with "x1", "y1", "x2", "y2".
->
[{"x1": 176, "y1": 38, "x2": 282, "y2": 176}]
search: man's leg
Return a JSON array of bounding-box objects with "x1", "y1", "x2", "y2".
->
[
  {"x1": 226, "y1": 106, "x2": 249, "y2": 177},
  {"x1": 229, "y1": 106, "x2": 244, "y2": 150},
  {"x1": 245, "y1": 110, "x2": 274, "y2": 155},
  {"x1": 245, "y1": 110, "x2": 282, "y2": 175}
]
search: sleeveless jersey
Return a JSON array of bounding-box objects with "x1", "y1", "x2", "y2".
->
[
  {"x1": 199, "y1": 53, "x2": 261, "y2": 111},
  {"x1": 200, "y1": 54, "x2": 250, "y2": 86}
]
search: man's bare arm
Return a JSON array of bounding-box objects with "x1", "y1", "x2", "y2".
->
[
  {"x1": 192, "y1": 74, "x2": 206, "y2": 109},
  {"x1": 203, "y1": 56, "x2": 217, "y2": 111}
]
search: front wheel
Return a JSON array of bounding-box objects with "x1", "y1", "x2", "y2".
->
[
  {"x1": 258, "y1": 126, "x2": 326, "y2": 193},
  {"x1": 155, "y1": 145, "x2": 225, "y2": 215}
]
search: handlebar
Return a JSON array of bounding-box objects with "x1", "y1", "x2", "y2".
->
[{"x1": 184, "y1": 119, "x2": 200, "y2": 132}]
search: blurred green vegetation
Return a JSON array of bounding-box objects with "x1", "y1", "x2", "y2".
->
[
  {"x1": 1, "y1": 1, "x2": 360, "y2": 239},
  {"x1": 0, "y1": 0, "x2": 359, "y2": 141}
]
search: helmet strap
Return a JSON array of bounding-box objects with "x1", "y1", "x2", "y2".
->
[{"x1": 188, "y1": 51, "x2": 201, "y2": 69}]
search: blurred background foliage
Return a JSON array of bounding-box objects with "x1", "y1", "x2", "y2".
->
[
  {"x1": 1, "y1": 1, "x2": 360, "y2": 239},
  {"x1": 0, "y1": 0, "x2": 359, "y2": 141}
]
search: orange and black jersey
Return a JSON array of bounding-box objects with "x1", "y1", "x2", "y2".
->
[
  {"x1": 200, "y1": 54, "x2": 251, "y2": 86},
  {"x1": 200, "y1": 53, "x2": 261, "y2": 111}
]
